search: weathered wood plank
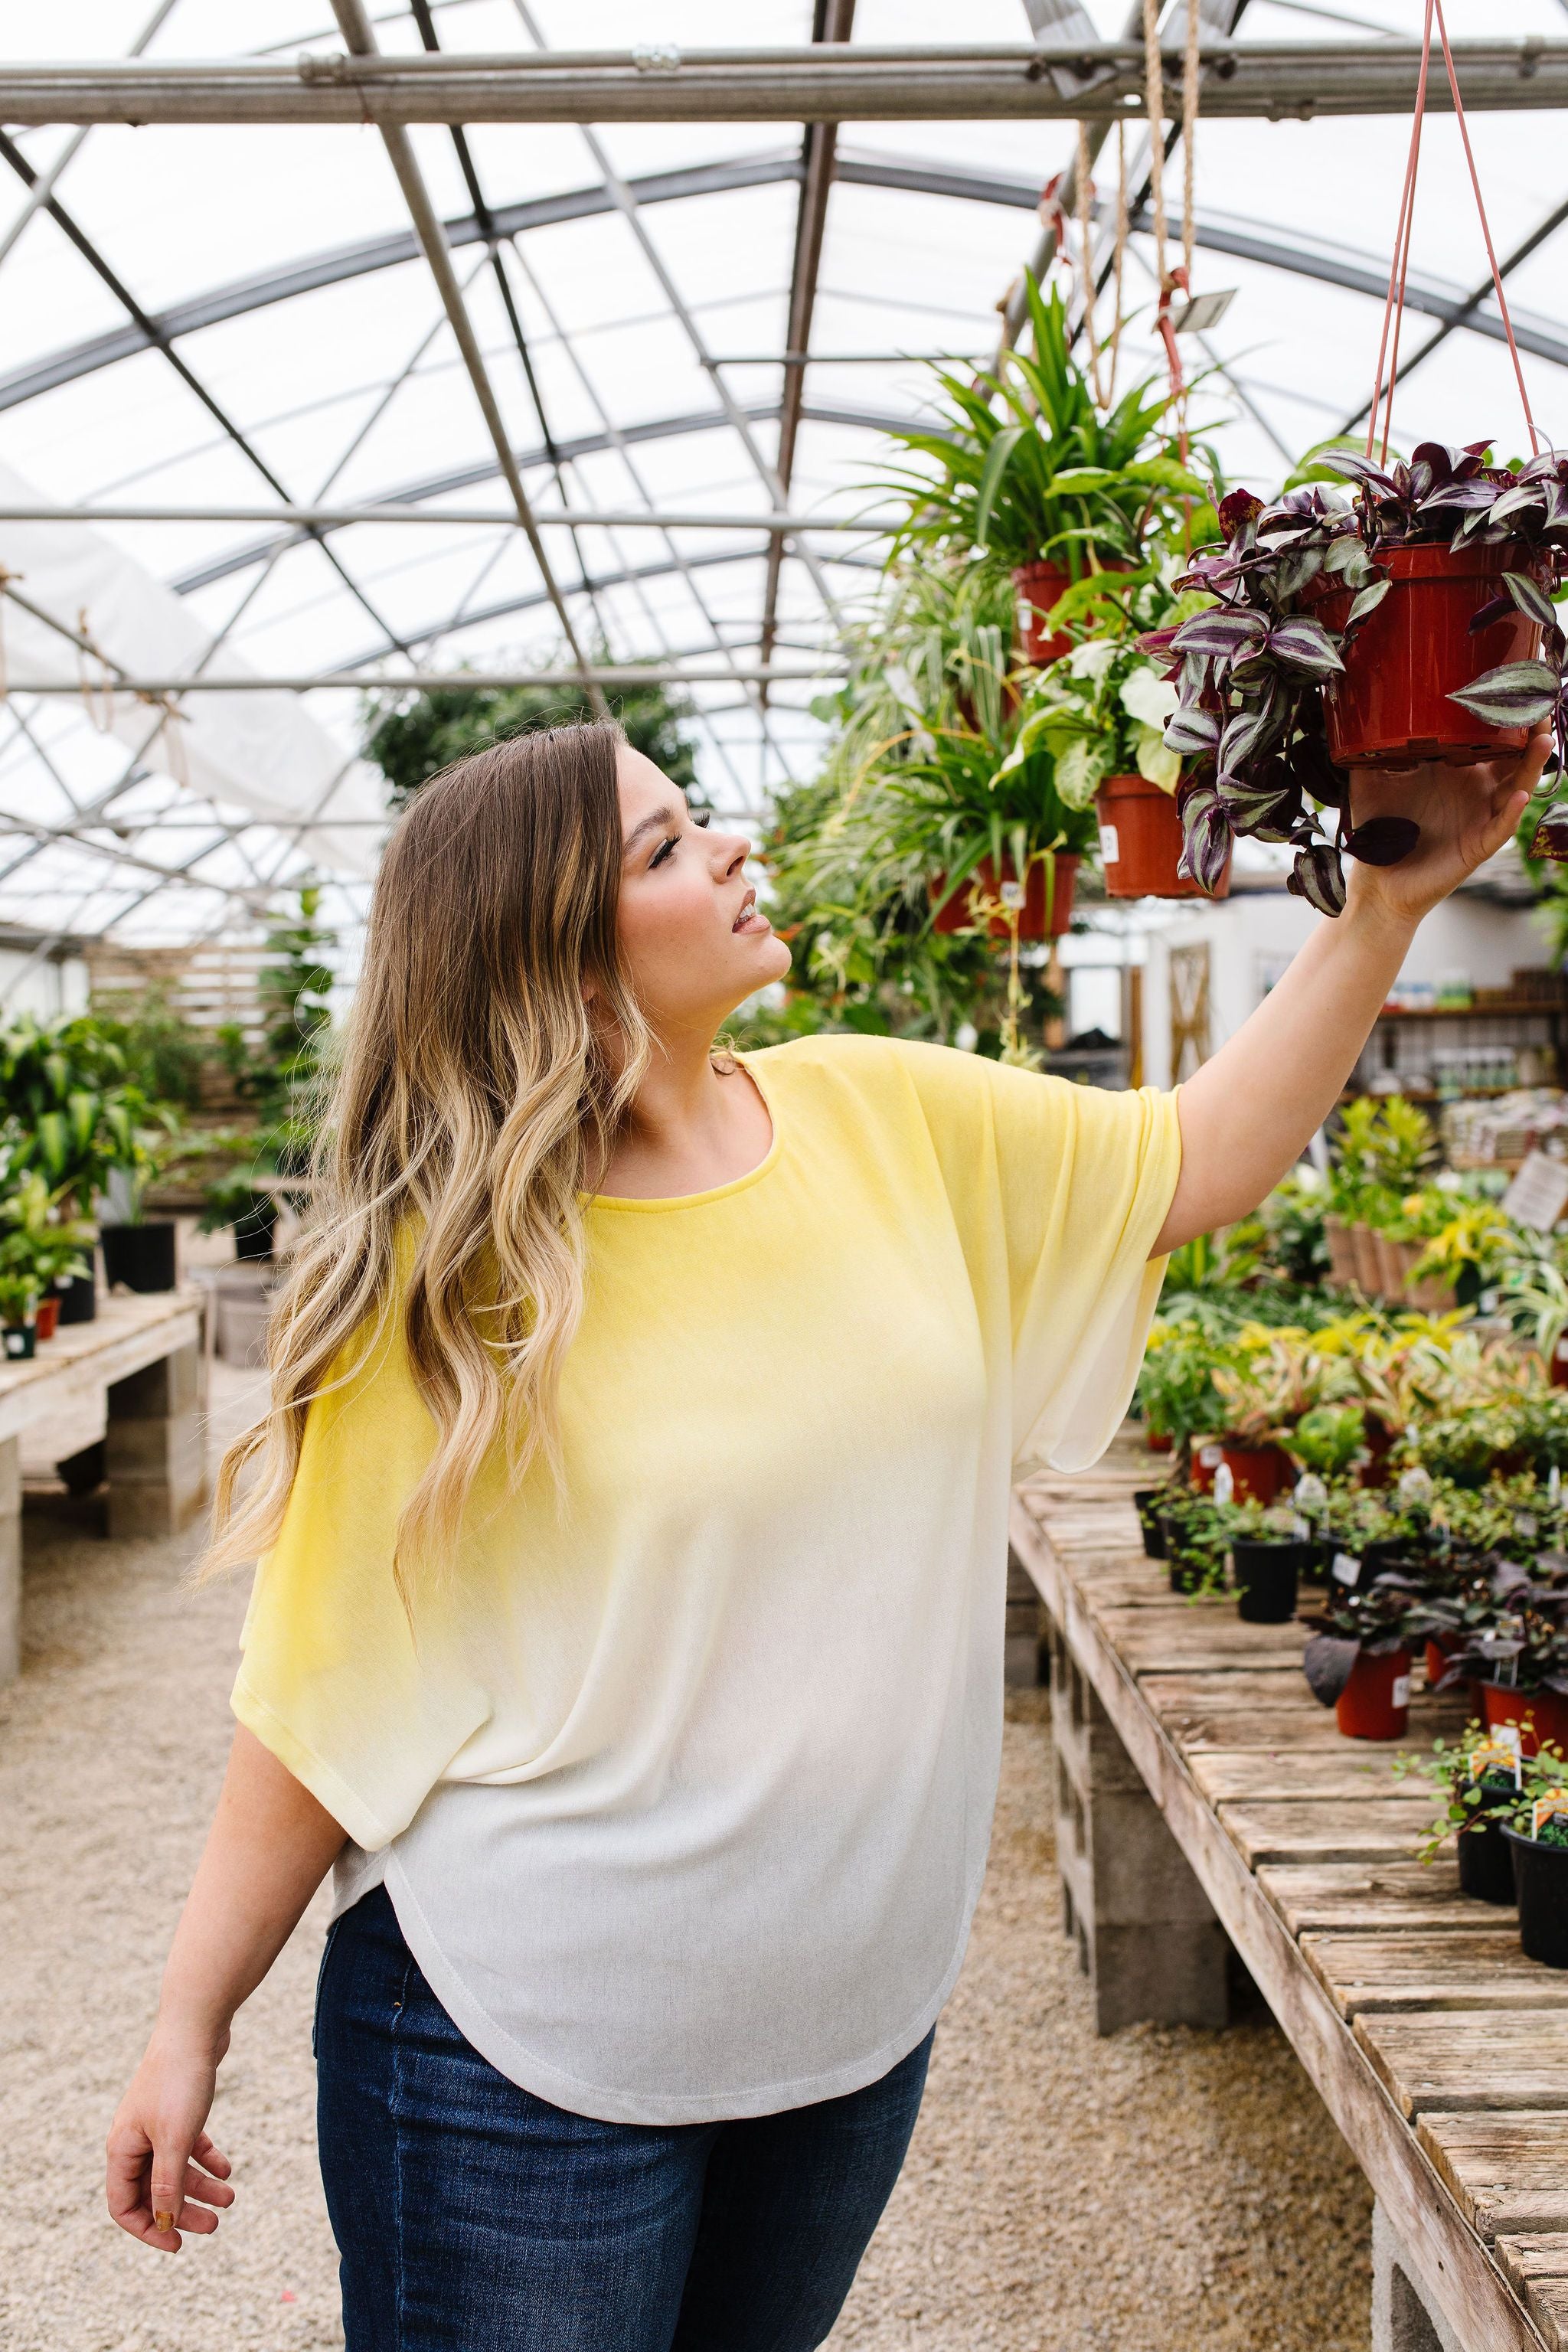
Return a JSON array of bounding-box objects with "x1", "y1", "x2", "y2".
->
[
  {"x1": 1191, "y1": 1748, "x2": 1420, "y2": 1802},
  {"x1": 1013, "y1": 1494, "x2": 1550, "y2": 2352},
  {"x1": 1220, "y1": 1796, "x2": 1433, "y2": 1867},
  {"x1": 1096, "y1": 1606, "x2": 1306, "y2": 1670},
  {"x1": 1138, "y1": 1667, "x2": 1312, "y2": 1717},
  {"x1": 1304, "y1": 1931, "x2": 1568, "y2": 2016},
  {"x1": 1419, "y1": 2113, "x2": 1568, "y2": 2241},
  {"x1": 1356, "y1": 2011, "x2": 1568, "y2": 2116},
  {"x1": 1496, "y1": 2236, "x2": 1568, "y2": 2352},
  {"x1": 1260, "y1": 1861, "x2": 1511, "y2": 1936},
  {"x1": 1167, "y1": 1699, "x2": 1468, "y2": 1751}
]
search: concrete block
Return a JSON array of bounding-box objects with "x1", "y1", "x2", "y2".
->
[
  {"x1": 0, "y1": 1437, "x2": 18, "y2": 1687},
  {"x1": 1371, "y1": 2200, "x2": 1464, "y2": 2352}
]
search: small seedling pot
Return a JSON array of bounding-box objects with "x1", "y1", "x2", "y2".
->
[
  {"x1": 929, "y1": 853, "x2": 1079, "y2": 939},
  {"x1": 1230, "y1": 1539, "x2": 1299, "y2": 1625},
  {"x1": 1, "y1": 1320, "x2": 35, "y2": 1361},
  {"x1": 234, "y1": 1197, "x2": 279, "y2": 1262},
  {"x1": 34, "y1": 1294, "x2": 59, "y2": 1343},
  {"x1": 1133, "y1": 1488, "x2": 1167, "y2": 1560},
  {"x1": 1458, "y1": 1782, "x2": 1521, "y2": 1906},
  {"x1": 1095, "y1": 771, "x2": 1233, "y2": 902},
  {"x1": 1146, "y1": 1429, "x2": 1173, "y2": 1454},
  {"x1": 100, "y1": 1219, "x2": 178, "y2": 1294},
  {"x1": 1336, "y1": 1645, "x2": 1412, "y2": 1741},
  {"x1": 1314, "y1": 541, "x2": 1543, "y2": 769},
  {"x1": 1425, "y1": 1632, "x2": 1460, "y2": 1692},
  {"x1": 1504, "y1": 1827, "x2": 1568, "y2": 1968},
  {"x1": 1481, "y1": 1681, "x2": 1568, "y2": 1761},
  {"x1": 1219, "y1": 1442, "x2": 1293, "y2": 1506}
]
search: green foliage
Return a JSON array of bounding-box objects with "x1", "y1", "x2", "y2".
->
[
  {"x1": 0, "y1": 1012, "x2": 155, "y2": 1211},
  {"x1": 363, "y1": 677, "x2": 701, "y2": 809},
  {"x1": 0, "y1": 1173, "x2": 92, "y2": 1293},
  {"x1": 875, "y1": 276, "x2": 1214, "y2": 573},
  {"x1": 90, "y1": 982, "x2": 207, "y2": 1111}
]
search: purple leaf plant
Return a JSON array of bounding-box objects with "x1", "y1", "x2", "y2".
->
[{"x1": 1139, "y1": 444, "x2": 1568, "y2": 909}]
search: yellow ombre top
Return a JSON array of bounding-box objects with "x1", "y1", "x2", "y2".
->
[{"x1": 234, "y1": 1034, "x2": 1181, "y2": 2124}]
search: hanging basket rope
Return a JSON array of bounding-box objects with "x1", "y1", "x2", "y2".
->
[
  {"x1": 1367, "y1": 0, "x2": 1541, "y2": 464},
  {"x1": 1075, "y1": 119, "x2": 1130, "y2": 414},
  {"x1": 1142, "y1": 0, "x2": 1202, "y2": 464}
]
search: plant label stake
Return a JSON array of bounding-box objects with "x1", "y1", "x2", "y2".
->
[
  {"x1": 1332, "y1": 1550, "x2": 1362, "y2": 1587},
  {"x1": 1533, "y1": 1788, "x2": 1568, "y2": 1839},
  {"x1": 1471, "y1": 1734, "x2": 1522, "y2": 1788}
]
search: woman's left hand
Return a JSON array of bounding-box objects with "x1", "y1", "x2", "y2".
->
[{"x1": 1344, "y1": 724, "x2": 1555, "y2": 928}]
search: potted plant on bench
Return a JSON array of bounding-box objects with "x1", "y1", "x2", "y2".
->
[
  {"x1": 1502, "y1": 1750, "x2": 1568, "y2": 1968},
  {"x1": 0, "y1": 1172, "x2": 93, "y2": 1342},
  {"x1": 1396, "y1": 1721, "x2": 1525, "y2": 1906},
  {"x1": 1301, "y1": 1576, "x2": 1440, "y2": 1741}
]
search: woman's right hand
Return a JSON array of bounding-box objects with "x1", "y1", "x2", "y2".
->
[{"x1": 105, "y1": 2023, "x2": 236, "y2": 2253}]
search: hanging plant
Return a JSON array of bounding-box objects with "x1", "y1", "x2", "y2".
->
[{"x1": 1138, "y1": 452, "x2": 1566, "y2": 913}]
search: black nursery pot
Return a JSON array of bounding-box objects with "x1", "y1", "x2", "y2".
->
[
  {"x1": 234, "y1": 1197, "x2": 278, "y2": 1262},
  {"x1": 1230, "y1": 1540, "x2": 1300, "y2": 1625},
  {"x1": 1458, "y1": 1809, "x2": 1518, "y2": 1906},
  {"x1": 100, "y1": 1219, "x2": 177, "y2": 1294},
  {"x1": 1504, "y1": 1828, "x2": 1568, "y2": 1968},
  {"x1": 1159, "y1": 1521, "x2": 1209, "y2": 1595},
  {"x1": 55, "y1": 1264, "x2": 96, "y2": 1324},
  {"x1": 1134, "y1": 1488, "x2": 1167, "y2": 1560}
]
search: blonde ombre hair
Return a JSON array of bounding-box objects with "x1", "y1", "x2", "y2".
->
[{"x1": 199, "y1": 719, "x2": 653, "y2": 1604}]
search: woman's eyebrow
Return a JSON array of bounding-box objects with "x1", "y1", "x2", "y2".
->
[{"x1": 622, "y1": 805, "x2": 684, "y2": 855}]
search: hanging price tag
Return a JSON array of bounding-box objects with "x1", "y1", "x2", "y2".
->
[
  {"x1": 1391, "y1": 1673, "x2": 1411, "y2": 1709},
  {"x1": 1099, "y1": 823, "x2": 1120, "y2": 865},
  {"x1": 1331, "y1": 1551, "x2": 1362, "y2": 1586}
]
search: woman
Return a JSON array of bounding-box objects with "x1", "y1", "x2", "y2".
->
[{"x1": 105, "y1": 718, "x2": 1546, "y2": 2349}]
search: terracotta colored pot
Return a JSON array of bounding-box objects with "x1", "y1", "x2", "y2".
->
[
  {"x1": 1146, "y1": 1429, "x2": 1174, "y2": 1454},
  {"x1": 1481, "y1": 1679, "x2": 1568, "y2": 1761},
  {"x1": 1424, "y1": 1632, "x2": 1459, "y2": 1692},
  {"x1": 1323, "y1": 1216, "x2": 1360, "y2": 1289},
  {"x1": 1552, "y1": 1334, "x2": 1568, "y2": 1390},
  {"x1": 1011, "y1": 561, "x2": 1075, "y2": 667},
  {"x1": 1350, "y1": 1223, "x2": 1387, "y2": 1297},
  {"x1": 1219, "y1": 1442, "x2": 1293, "y2": 1506},
  {"x1": 1094, "y1": 772, "x2": 1233, "y2": 902},
  {"x1": 1337, "y1": 1646, "x2": 1413, "y2": 1741},
  {"x1": 1313, "y1": 541, "x2": 1544, "y2": 769},
  {"x1": 1375, "y1": 1231, "x2": 1413, "y2": 1300},
  {"x1": 34, "y1": 1293, "x2": 59, "y2": 1343},
  {"x1": 929, "y1": 852, "x2": 1078, "y2": 939}
]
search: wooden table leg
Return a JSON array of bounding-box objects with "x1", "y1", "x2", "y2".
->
[
  {"x1": 1046, "y1": 1612, "x2": 1231, "y2": 2034},
  {"x1": 105, "y1": 1342, "x2": 206, "y2": 1540},
  {"x1": 0, "y1": 1435, "x2": 18, "y2": 1686}
]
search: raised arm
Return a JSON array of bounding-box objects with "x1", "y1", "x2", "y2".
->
[
  {"x1": 1152, "y1": 729, "x2": 1554, "y2": 1256},
  {"x1": 105, "y1": 1723, "x2": 346, "y2": 2253}
]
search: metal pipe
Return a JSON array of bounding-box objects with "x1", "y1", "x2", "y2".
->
[
  {"x1": 8, "y1": 42, "x2": 1563, "y2": 123},
  {"x1": 1, "y1": 668, "x2": 846, "y2": 693},
  {"x1": 0, "y1": 501, "x2": 889, "y2": 531},
  {"x1": 328, "y1": 0, "x2": 607, "y2": 714}
]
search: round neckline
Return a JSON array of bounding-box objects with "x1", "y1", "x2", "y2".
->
[{"x1": 580, "y1": 1051, "x2": 783, "y2": 1213}]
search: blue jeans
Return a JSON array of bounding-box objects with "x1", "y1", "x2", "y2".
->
[{"x1": 315, "y1": 1883, "x2": 933, "y2": 2352}]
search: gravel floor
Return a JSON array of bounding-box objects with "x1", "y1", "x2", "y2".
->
[{"x1": 0, "y1": 1363, "x2": 1370, "y2": 2351}]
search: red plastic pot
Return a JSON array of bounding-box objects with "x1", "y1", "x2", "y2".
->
[
  {"x1": 34, "y1": 1294, "x2": 59, "y2": 1343},
  {"x1": 1011, "y1": 561, "x2": 1074, "y2": 667},
  {"x1": 1219, "y1": 1442, "x2": 1293, "y2": 1505},
  {"x1": 1146, "y1": 1429, "x2": 1174, "y2": 1454},
  {"x1": 929, "y1": 852, "x2": 1078, "y2": 939},
  {"x1": 1481, "y1": 1679, "x2": 1568, "y2": 1760},
  {"x1": 1191, "y1": 1439, "x2": 1223, "y2": 1494},
  {"x1": 1337, "y1": 1646, "x2": 1412, "y2": 1741},
  {"x1": 1313, "y1": 541, "x2": 1544, "y2": 769},
  {"x1": 1095, "y1": 772, "x2": 1233, "y2": 901},
  {"x1": 1424, "y1": 1631, "x2": 1459, "y2": 1692}
]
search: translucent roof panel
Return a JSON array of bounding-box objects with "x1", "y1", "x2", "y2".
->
[{"x1": 2, "y1": 0, "x2": 1567, "y2": 956}]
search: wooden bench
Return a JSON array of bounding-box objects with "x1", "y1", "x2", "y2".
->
[
  {"x1": 1011, "y1": 1437, "x2": 1568, "y2": 2352},
  {"x1": 0, "y1": 1288, "x2": 207, "y2": 1686}
]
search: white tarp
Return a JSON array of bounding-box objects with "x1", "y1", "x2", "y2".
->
[{"x1": 0, "y1": 459, "x2": 386, "y2": 878}]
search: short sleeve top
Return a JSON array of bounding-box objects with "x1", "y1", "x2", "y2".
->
[{"x1": 234, "y1": 1035, "x2": 1181, "y2": 2123}]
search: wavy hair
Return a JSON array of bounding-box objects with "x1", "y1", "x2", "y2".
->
[{"x1": 198, "y1": 719, "x2": 653, "y2": 1607}]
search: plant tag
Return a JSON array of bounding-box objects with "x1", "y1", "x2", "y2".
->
[
  {"x1": 1470, "y1": 1736, "x2": 1522, "y2": 1786},
  {"x1": 1198, "y1": 1442, "x2": 1223, "y2": 1468},
  {"x1": 1331, "y1": 1551, "x2": 1361, "y2": 1586},
  {"x1": 1099, "y1": 822, "x2": 1120, "y2": 864},
  {"x1": 1391, "y1": 1674, "x2": 1411, "y2": 1708},
  {"x1": 1518, "y1": 1512, "x2": 1540, "y2": 1540},
  {"x1": 1212, "y1": 1462, "x2": 1234, "y2": 1507},
  {"x1": 1552, "y1": 1466, "x2": 1563, "y2": 1505},
  {"x1": 1502, "y1": 1150, "x2": 1568, "y2": 1232},
  {"x1": 1292, "y1": 1514, "x2": 1312, "y2": 1540},
  {"x1": 1016, "y1": 596, "x2": 1034, "y2": 638},
  {"x1": 999, "y1": 878, "x2": 1025, "y2": 909},
  {"x1": 1532, "y1": 1788, "x2": 1568, "y2": 1839}
]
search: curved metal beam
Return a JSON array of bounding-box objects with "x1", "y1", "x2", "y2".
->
[
  {"x1": 165, "y1": 400, "x2": 916, "y2": 594},
  {"x1": 7, "y1": 146, "x2": 1568, "y2": 426}
]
